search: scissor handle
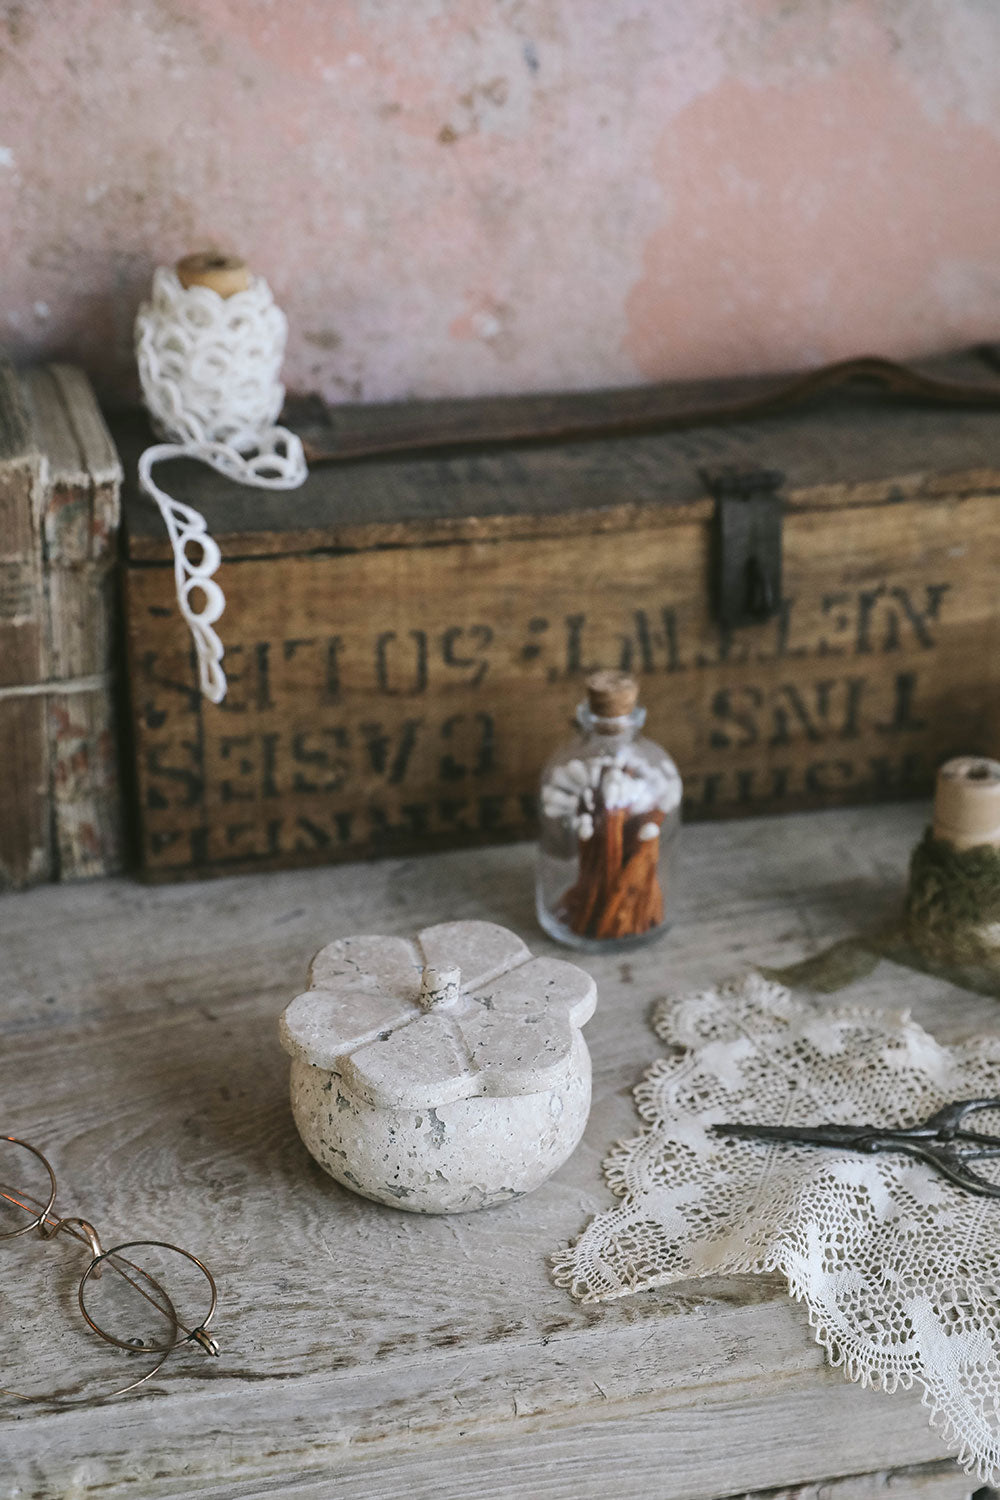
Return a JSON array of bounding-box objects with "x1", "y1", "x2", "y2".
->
[
  {"x1": 918, "y1": 1097, "x2": 1000, "y2": 1138},
  {"x1": 859, "y1": 1098, "x2": 1000, "y2": 1196},
  {"x1": 866, "y1": 1098, "x2": 1000, "y2": 1197},
  {"x1": 877, "y1": 1138, "x2": 1000, "y2": 1198}
]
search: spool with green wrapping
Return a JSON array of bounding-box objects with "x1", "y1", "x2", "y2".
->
[{"x1": 905, "y1": 757, "x2": 1000, "y2": 972}]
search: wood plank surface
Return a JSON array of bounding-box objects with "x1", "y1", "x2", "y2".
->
[
  {"x1": 2, "y1": 802, "x2": 998, "y2": 1497},
  {"x1": 730, "y1": 1464, "x2": 987, "y2": 1500}
]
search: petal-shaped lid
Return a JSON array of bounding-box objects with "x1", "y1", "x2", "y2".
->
[{"x1": 280, "y1": 920, "x2": 597, "y2": 1108}]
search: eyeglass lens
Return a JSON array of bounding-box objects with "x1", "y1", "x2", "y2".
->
[{"x1": 0, "y1": 1137, "x2": 56, "y2": 1239}]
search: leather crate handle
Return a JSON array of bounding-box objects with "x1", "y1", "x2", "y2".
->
[{"x1": 299, "y1": 350, "x2": 1000, "y2": 466}]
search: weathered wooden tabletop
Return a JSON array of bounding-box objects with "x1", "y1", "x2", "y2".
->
[{"x1": 2, "y1": 803, "x2": 998, "y2": 1500}]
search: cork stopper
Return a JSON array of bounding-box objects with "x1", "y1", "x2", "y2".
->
[
  {"x1": 586, "y1": 671, "x2": 639, "y2": 720},
  {"x1": 932, "y1": 756, "x2": 1000, "y2": 851},
  {"x1": 176, "y1": 251, "x2": 251, "y2": 298}
]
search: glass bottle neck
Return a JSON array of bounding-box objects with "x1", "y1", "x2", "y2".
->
[{"x1": 575, "y1": 701, "x2": 646, "y2": 744}]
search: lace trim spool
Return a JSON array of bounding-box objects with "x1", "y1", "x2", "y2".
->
[{"x1": 135, "y1": 252, "x2": 308, "y2": 704}]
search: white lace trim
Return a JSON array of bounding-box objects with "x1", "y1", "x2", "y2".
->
[
  {"x1": 135, "y1": 267, "x2": 307, "y2": 704},
  {"x1": 552, "y1": 974, "x2": 1000, "y2": 1484}
]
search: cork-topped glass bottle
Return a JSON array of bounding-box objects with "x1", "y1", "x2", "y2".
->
[{"x1": 536, "y1": 672, "x2": 682, "y2": 951}]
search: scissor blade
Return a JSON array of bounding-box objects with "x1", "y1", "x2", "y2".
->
[{"x1": 712, "y1": 1121, "x2": 872, "y2": 1150}]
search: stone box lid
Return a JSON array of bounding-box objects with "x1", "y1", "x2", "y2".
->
[{"x1": 279, "y1": 919, "x2": 597, "y2": 1110}]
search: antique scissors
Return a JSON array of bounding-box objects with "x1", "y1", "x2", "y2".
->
[{"x1": 711, "y1": 1097, "x2": 1000, "y2": 1198}]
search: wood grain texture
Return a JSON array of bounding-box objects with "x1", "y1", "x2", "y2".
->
[
  {"x1": 0, "y1": 361, "x2": 48, "y2": 888},
  {"x1": 729, "y1": 1464, "x2": 987, "y2": 1499},
  {"x1": 127, "y1": 487, "x2": 1000, "y2": 876},
  {"x1": 1, "y1": 801, "x2": 997, "y2": 1497},
  {"x1": 114, "y1": 1459, "x2": 984, "y2": 1500},
  {"x1": 20, "y1": 362, "x2": 123, "y2": 881}
]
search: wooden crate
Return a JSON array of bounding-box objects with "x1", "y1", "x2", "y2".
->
[
  {"x1": 0, "y1": 361, "x2": 122, "y2": 889},
  {"x1": 120, "y1": 356, "x2": 1000, "y2": 879}
]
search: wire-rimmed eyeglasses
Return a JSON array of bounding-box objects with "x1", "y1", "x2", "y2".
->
[{"x1": 1, "y1": 1135, "x2": 219, "y2": 1401}]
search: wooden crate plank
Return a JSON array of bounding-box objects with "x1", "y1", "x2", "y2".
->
[
  {"x1": 121, "y1": 397, "x2": 1000, "y2": 561},
  {"x1": 0, "y1": 363, "x2": 49, "y2": 887},
  {"x1": 19, "y1": 363, "x2": 123, "y2": 880},
  {"x1": 125, "y1": 492, "x2": 1000, "y2": 876},
  {"x1": 120, "y1": 354, "x2": 1000, "y2": 879}
]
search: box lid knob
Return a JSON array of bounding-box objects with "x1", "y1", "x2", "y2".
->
[{"x1": 418, "y1": 965, "x2": 462, "y2": 1011}]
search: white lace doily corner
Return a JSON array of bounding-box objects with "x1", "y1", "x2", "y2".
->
[{"x1": 556, "y1": 973, "x2": 1000, "y2": 1485}]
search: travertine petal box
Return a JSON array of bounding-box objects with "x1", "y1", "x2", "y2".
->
[{"x1": 280, "y1": 919, "x2": 597, "y2": 1213}]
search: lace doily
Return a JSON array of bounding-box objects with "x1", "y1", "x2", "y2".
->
[
  {"x1": 136, "y1": 267, "x2": 308, "y2": 704},
  {"x1": 552, "y1": 974, "x2": 1000, "y2": 1484}
]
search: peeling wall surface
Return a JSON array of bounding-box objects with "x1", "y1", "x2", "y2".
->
[{"x1": 2, "y1": 0, "x2": 1000, "y2": 407}]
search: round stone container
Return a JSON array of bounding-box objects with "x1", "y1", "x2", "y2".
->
[{"x1": 279, "y1": 919, "x2": 597, "y2": 1213}]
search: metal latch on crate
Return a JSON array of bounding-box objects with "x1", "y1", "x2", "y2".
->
[{"x1": 701, "y1": 466, "x2": 785, "y2": 628}]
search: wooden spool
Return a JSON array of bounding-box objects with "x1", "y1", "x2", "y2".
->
[
  {"x1": 931, "y1": 756, "x2": 1000, "y2": 851},
  {"x1": 175, "y1": 251, "x2": 251, "y2": 299}
]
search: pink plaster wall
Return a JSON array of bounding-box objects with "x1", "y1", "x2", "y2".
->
[{"x1": 2, "y1": 1, "x2": 1000, "y2": 406}]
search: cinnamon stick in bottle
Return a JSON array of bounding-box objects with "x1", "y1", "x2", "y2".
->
[{"x1": 537, "y1": 671, "x2": 682, "y2": 950}]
